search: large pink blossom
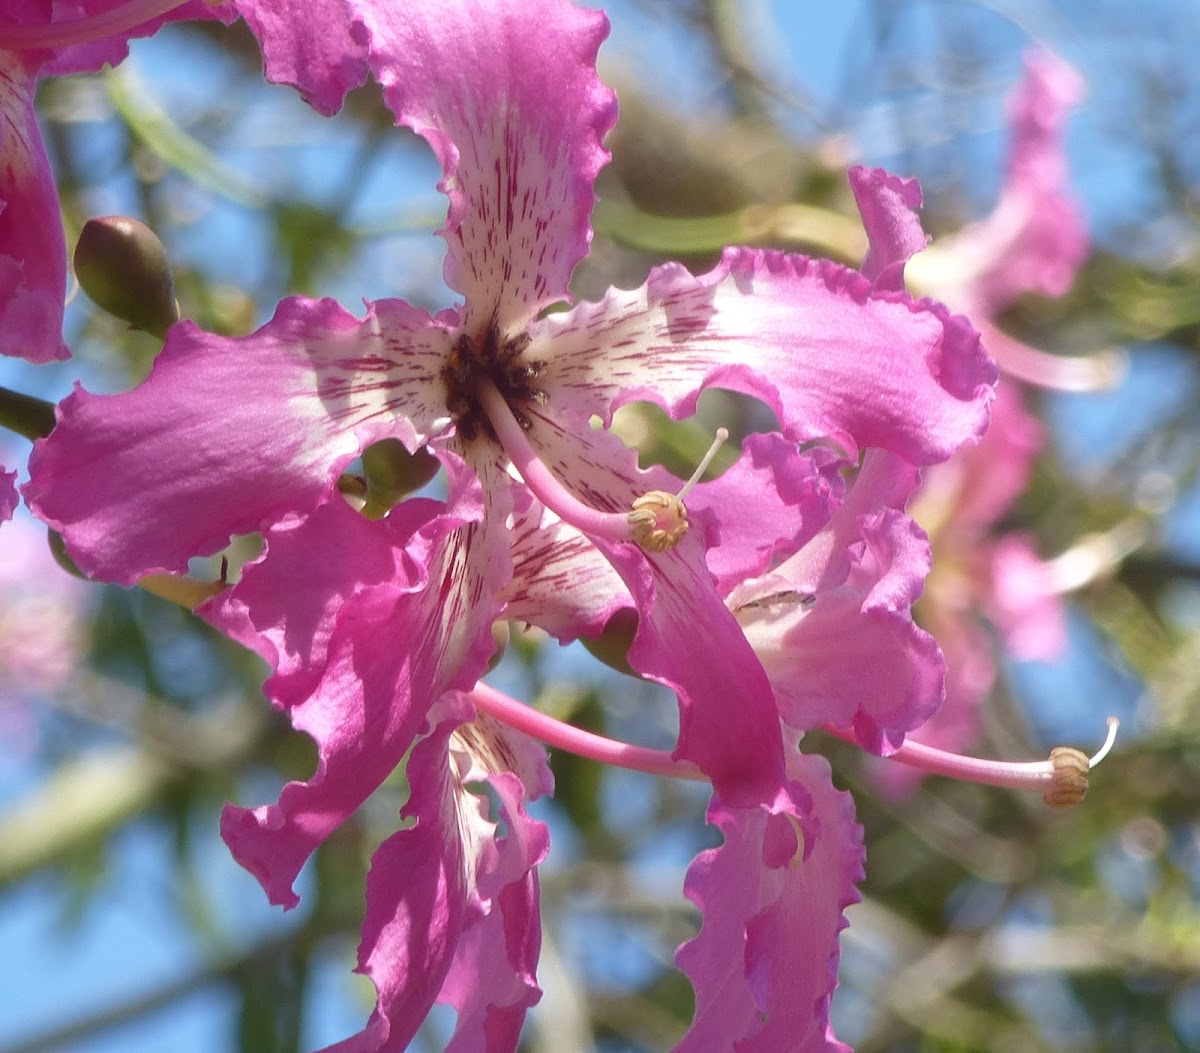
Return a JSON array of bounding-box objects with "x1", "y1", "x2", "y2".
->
[
  {"x1": 0, "y1": 0, "x2": 234, "y2": 363},
  {"x1": 335, "y1": 696, "x2": 551, "y2": 1052},
  {"x1": 848, "y1": 49, "x2": 1089, "y2": 783},
  {"x1": 25, "y1": 0, "x2": 996, "y2": 1045},
  {"x1": 27, "y1": 0, "x2": 992, "y2": 795}
]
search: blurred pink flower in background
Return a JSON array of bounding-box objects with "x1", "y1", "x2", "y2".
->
[
  {"x1": 0, "y1": 514, "x2": 87, "y2": 760},
  {"x1": 848, "y1": 47, "x2": 1113, "y2": 790},
  {"x1": 0, "y1": 514, "x2": 86, "y2": 695}
]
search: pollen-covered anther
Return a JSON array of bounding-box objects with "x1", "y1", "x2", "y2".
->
[
  {"x1": 1043, "y1": 746, "x2": 1090, "y2": 807},
  {"x1": 1042, "y1": 715, "x2": 1120, "y2": 808},
  {"x1": 628, "y1": 491, "x2": 688, "y2": 553},
  {"x1": 626, "y1": 426, "x2": 729, "y2": 553}
]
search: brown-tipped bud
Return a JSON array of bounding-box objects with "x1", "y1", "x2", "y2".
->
[
  {"x1": 74, "y1": 216, "x2": 178, "y2": 339},
  {"x1": 580, "y1": 607, "x2": 639, "y2": 677},
  {"x1": 487, "y1": 621, "x2": 509, "y2": 674},
  {"x1": 361, "y1": 439, "x2": 440, "y2": 518},
  {"x1": 47, "y1": 529, "x2": 88, "y2": 581}
]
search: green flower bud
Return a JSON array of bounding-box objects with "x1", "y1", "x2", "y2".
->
[
  {"x1": 580, "y1": 607, "x2": 638, "y2": 677},
  {"x1": 361, "y1": 439, "x2": 440, "y2": 518},
  {"x1": 47, "y1": 529, "x2": 87, "y2": 581},
  {"x1": 487, "y1": 621, "x2": 509, "y2": 673},
  {"x1": 74, "y1": 216, "x2": 178, "y2": 339}
]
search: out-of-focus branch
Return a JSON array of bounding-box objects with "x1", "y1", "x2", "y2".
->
[
  {"x1": 0, "y1": 386, "x2": 55, "y2": 442},
  {"x1": 594, "y1": 198, "x2": 866, "y2": 260},
  {"x1": 700, "y1": 0, "x2": 772, "y2": 120},
  {"x1": 0, "y1": 700, "x2": 264, "y2": 885},
  {"x1": 0, "y1": 909, "x2": 356, "y2": 1053},
  {"x1": 529, "y1": 922, "x2": 596, "y2": 1053}
]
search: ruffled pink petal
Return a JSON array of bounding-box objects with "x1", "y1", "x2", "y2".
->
[
  {"x1": 675, "y1": 748, "x2": 863, "y2": 1052},
  {"x1": 6, "y1": 1, "x2": 232, "y2": 76},
  {"x1": 764, "y1": 448, "x2": 921, "y2": 597},
  {"x1": 0, "y1": 55, "x2": 68, "y2": 362},
  {"x1": 355, "y1": 0, "x2": 616, "y2": 331},
  {"x1": 502, "y1": 492, "x2": 631, "y2": 641},
  {"x1": 728, "y1": 449, "x2": 940, "y2": 748},
  {"x1": 872, "y1": 606, "x2": 994, "y2": 797},
  {"x1": 230, "y1": 0, "x2": 368, "y2": 116},
  {"x1": 1, "y1": 467, "x2": 16, "y2": 522},
  {"x1": 687, "y1": 433, "x2": 844, "y2": 594},
  {"x1": 322, "y1": 700, "x2": 472, "y2": 1053},
  {"x1": 525, "y1": 410, "x2": 785, "y2": 805},
  {"x1": 327, "y1": 702, "x2": 550, "y2": 1053},
  {"x1": 440, "y1": 714, "x2": 552, "y2": 1050},
  {"x1": 215, "y1": 453, "x2": 512, "y2": 909},
  {"x1": 1, "y1": 2, "x2": 230, "y2": 363},
  {"x1": 25, "y1": 295, "x2": 454, "y2": 584},
  {"x1": 988, "y1": 532, "x2": 1068, "y2": 663},
  {"x1": 848, "y1": 165, "x2": 928, "y2": 292},
  {"x1": 737, "y1": 505, "x2": 944, "y2": 753},
  {"x1": 537, "y1": 248, "x2": 995, "y2": 467}
]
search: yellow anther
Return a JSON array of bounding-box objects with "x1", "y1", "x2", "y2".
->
[
  {"x1": 628, "y1": 492, "x2": 688, "y2": 552},
  {"x1": 627, "y1": 427, "x2": 728, "y2": 555}
]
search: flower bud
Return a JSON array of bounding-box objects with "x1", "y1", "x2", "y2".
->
[
  {"x1": 47, "y1": 529, "x2": 87, "y2": 581},
  {"x1": 487, "y1": 621, "x2": 509, "y2": 673},
  {"x1": 361, "y1": 439, "x2": 440, "y2": 517},
  {"x1": 580, "y1": 607, "x2": 638, "y2": 677},
  {"x1": 74, "y1": 216, "x2": 178, "y2": 339}
]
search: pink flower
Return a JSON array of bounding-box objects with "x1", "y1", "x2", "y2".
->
[
  {"x1": 904, "y1": 47, "x2": 1118, "y2": 393},
  {"x1": 26, "y1": 1, "x2": 996, "y2": 1045},
  {"x1": 498, "y1": 389, "x2": 1113, "y2": 1045},
  {"x1": 0, "y1": 513, "x2": 87, "y2": 697},
  {"x1": 339, "y1": 699, "x2": 551, "y2": 1052},
  {"x1": 0, "y1": 468, "x2": 15, "y2": 523},
  {"x1": 0, "y1": 0, "x2": 233, "y2": 363},
  {"x1": 847, "y1": 49, "x2": 1096, "y2": 785},
  {"x1": 27, "y1": 0, "x2": 992, "y2": 796}
]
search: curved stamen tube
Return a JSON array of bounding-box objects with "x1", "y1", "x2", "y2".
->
[
  {"x1": 478, "y1": 381, "x2": 638, "y2": 545},
  {"x1": 471, "y1": 680, "x2": 705, "y2": 781},
  {"x1": 1, "y1": 0, "x2": 191, "y2": 50},
  {"x1": 835, "y1": 716, "x2": 1120, "y2": 807},
  {"x1": 473, "y1": 678, "x2": 1117, "y2": 809},
  {"x1": 479, "y1": 380, "x2": 727, "y2": 553}
]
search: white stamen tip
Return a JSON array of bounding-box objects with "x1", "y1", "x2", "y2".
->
[
  {"x1": 676, "y1": 427, "x2": 730, "y2": 500},
  {"x1": 1089, "y1": 716, "x2": 1120, "y2": 768}
]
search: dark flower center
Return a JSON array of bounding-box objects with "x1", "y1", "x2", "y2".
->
[{"x1": 441, "y1": 322, "x2": 548, "y2": 442}]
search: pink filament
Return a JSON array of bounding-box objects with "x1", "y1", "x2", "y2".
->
[
  {"x1": 473, "y1": 677, "x2": 1117, "y2": 801},
  {"x1": 471, "y1": 681, "x2": 704, "y2": 782},
  {"x1": 478, "y1": 381, "x2": 635, "y2": 544}
]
